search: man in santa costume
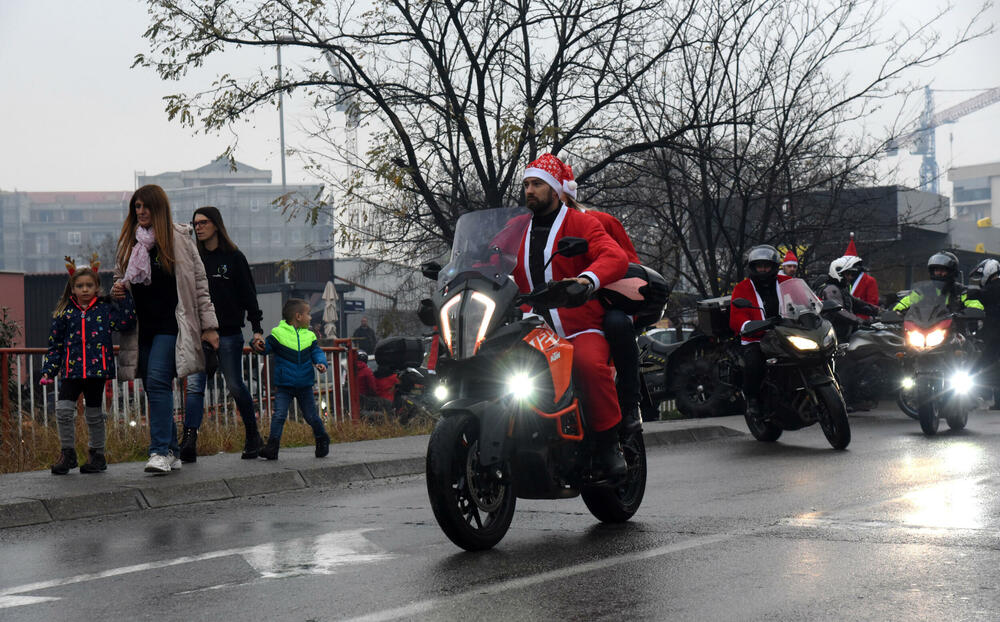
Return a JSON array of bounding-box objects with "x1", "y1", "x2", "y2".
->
[
  {"x1": 843, "y1": 234, "x2": 880, "y2": 320},
  {"x1": 729, "y1": 245, "x2": 792, "y2": 420},
  {"x1": 781, "y1": 250, "x2": 799, "y2": 277},
  {"x1": 514, "y1": 153, "x2": 630, "y2": 478}
]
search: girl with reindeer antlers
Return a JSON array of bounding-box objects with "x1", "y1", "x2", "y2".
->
[{"x1": 40, "y1": 253, "x2": 136, "y2": 474}]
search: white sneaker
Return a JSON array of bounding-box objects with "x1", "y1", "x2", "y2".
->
[
  {"x1": 168, "y1": 451, "x2": 182, "y2": 471},
  {"x1": 144, "y1": 453, "x2": 172, "y2": 474}
]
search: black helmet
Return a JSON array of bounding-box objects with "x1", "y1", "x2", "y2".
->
[
  {"x1": 927, "y1": 251, "x2": 959, "y2": 283},
  {"x1": 356, "y1": 350, "x2": 369, "y2": 363},
  {"x1": 745, "y1": 245, "x2": 781, "y2": 286}
]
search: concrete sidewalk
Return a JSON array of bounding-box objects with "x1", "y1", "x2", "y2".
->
[{"x1": 0, "y1": 417, "x2": 747, "y2": 529}]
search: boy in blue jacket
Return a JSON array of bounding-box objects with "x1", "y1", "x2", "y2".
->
[{"x1": 254, "y1": 298, "x2": 330, "y2": 459}]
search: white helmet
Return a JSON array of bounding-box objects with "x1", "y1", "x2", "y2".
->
[
  {"x1": 971, "y1": 258, "x2": 1000, "y2": 286},
  {"x1": 828, "y1": 255, "x2": 863, "y2": 282}
]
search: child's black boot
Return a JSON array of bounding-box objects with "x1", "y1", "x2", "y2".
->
[
  {"x1": 51, "y1": 448, "x2": 78, "y2": 475},
  {"x1": 315, "y1": 433, "x2": 330, "y2": 458},
  {"x1": 179, "y1": 426, "x2": 198, "y2": 463},
  {"x1": 259, "y1": 437, "x2": 280, "y2": 460},
  {"x1": 80, "y1": 449, "x2": 107, "y2": 473}
]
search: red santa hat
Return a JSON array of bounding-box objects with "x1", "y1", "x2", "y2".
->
[
  {"x1": 844, "y1": 232, "x2": 859, "y2": 257},
  {"x1": 782, "y1": 251, "x2": 798, "y2": 267},
  {"x1": 524, "y1": 153, "x2": 576, "y2": 199}
]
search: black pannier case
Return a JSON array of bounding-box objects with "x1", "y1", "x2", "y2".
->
[
  {"x1": 697, "y1": 296, "x2": 732, "y2": 337},
  {"x1": 374, "y1": 337, "x2": 424, "y2": 369}
]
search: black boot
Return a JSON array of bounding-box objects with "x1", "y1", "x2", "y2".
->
[
  {"x1": 259, "y1": 437, "x2": 280, "y2": 460},
  {"x1": 51, "y1": 448, "x2": 78, "y2": 475},
  {"x1": 80, "y1": 449, "x2": 107, "y2": 473},
  {"x1": 178, "y1": 427, "x2": 198, "y2": 463},
  {"x1": 242, "y1": 430, "x2": 264, "y2": 459},
  {"x1": 591, "y1": 428, "x2": 627, "y2": 481},
  {"x1": 315, "y1": 433, "x2": 330, "y2": 458}
]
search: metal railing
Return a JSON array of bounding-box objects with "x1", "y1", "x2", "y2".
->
[{"x1": 0, "y1": 341, "x2": 361, "y2": 459}]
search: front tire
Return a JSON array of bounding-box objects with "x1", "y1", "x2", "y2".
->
[
  {"x1": 745, "y1": 407, "x2": 782, "y2": 442},
  {"x1": 945, "y1": 407, "x2": 968, "y2": 431},
  {"x1": 918, "y1": 400, "x2": 940, "y2": 436},
  {"x1": 581, "y1": 429, "x2": 647, "y2": 523},
  {"x1": 816, "y1": 384, "x2": 851, "y2": 450},
  {"x1": 426, "y1": 414, "x2": 516, "y2": 551},
  {"x1": 897, "y1": 389, "x2": 919, "y2": 420},
  {"x1": 672, "y1": 357, "x2": 728, "y2": 418}
]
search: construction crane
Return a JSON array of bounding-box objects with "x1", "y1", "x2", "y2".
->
[{"x1": 886, "y1": 85, "x2": 1000, "y2": 195}]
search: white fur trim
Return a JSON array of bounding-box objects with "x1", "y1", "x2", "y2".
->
[
  {"x1": 524, "y1": 167, "x2": 562, "y2": 196},
  {"x1": 851, "y1": 272, "x2": 863, "y2": 295},
  {"x1": 566, "y1": 328, "x2": 604, "y2": 339},
  {"x1": 579, "y1": 270, "x2": 600, "y2": 290}
]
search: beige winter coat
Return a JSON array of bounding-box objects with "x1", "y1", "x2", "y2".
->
[{"x1": 114, "y1": 223, "x2": 218, "y2": 380}]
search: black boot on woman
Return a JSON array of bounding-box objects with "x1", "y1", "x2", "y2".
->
[
  {"x1": 80, "y1": 449, "x2": 107, "y2": 473},
  {"x1": 241, "y1": 429, "x2": 264, "y2": 459},
  {"x1": 179, "y1": 427, "x2": 198, "y2": 463},
  {"x1": 259, "y1": 437, "x2": 280, "y2": 460},
  {"x1": 51, "y1": 448, "x2": 78, "y2": 475}
]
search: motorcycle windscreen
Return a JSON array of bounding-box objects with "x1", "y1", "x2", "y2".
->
[
  {"x1": 438, "y1": 207, "x2": 531, "y2": 289},
  {"x1": 777, "y1": 278, "x2": 824, "y2": 321},
  {"x1": 903, "y1": 280, "x2": 953, "y2": 325}
]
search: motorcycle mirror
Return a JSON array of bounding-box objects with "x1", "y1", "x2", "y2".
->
[
  {"x1": 731, "y1": 298, "x2": 754, "y2": 309},
  {"x1": 821, "y1": 299, "x2": 842, "y2": 313},
  {"x1": 421, "y1": 261, "x2": 442, "y2": 281},
  {"x1": 555, "y1": 237, "x2": 588, "y2": 258},
  {"x1": 741, "y1": 319, "x2": 771, "y2": 335},
  {"x1": 417, "y1": 298, "x2": 437, "y2": 326}
]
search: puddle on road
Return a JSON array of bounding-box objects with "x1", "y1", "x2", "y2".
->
[{"x1": 240, "y1": 529, "x2": 396, "y2": 579}]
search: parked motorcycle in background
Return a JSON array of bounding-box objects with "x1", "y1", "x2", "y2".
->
[{"x1": 891, "y1": 281, "x2": 984, "y2": 435}]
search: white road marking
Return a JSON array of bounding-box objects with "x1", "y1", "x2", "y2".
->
[
  {"x1": 341, "y1": 533, "x2": 733, "y2": 622},
  {"x1": 0, "y1": 529, "x2": 394, "y2": 608}
]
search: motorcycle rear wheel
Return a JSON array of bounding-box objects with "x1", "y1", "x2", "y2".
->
[
  {"x1": 896, "y1": 389, "x2": 919, "y2": 420},
  {"x1": 815, "y1": 384, "x2": 851, "y2": 450},
  {"x1": 426, "y1": 413, "x2": 516, "y2": 551},
  {"x1": 581, "y1": 430, "x2": 647, "y2": 523},
  {"x1": 918, "y1": 400, "x2": 940, "y2": 436}
]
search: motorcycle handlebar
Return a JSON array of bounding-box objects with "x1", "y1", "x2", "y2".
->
[{"x1": 517, "y1": 280, "x2": 591, "y2": 310}]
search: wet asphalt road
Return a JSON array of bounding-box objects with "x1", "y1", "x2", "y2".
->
[{"x1": 2, "y1": 408, "x2": 1000, "y2": 621}]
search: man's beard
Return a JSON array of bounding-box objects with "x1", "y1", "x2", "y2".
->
[{"x1": 526, "y1": 188, "x2": 556, "y2": 213}]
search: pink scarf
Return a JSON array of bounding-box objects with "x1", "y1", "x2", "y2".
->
[{"x1": 122, "y1": 226, "x2": 156, "y2": 285}]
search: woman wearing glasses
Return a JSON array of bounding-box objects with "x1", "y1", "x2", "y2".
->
[{"x1": 179, "y1": 206, "x2": 266, "y2": 462}]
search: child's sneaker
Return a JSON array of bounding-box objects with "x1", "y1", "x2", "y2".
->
[
  {"x1": 79, "y1": 449, "x2": 107, "y2": 473},
  {"x1": 315, "y1": 434, "x2": 330, "y2": 458},
  {"x1": 144, "y1": 454, "x2": 172, "y2": 474},
  {"x1": 168, "y1": 451, "x2": 182, "y2": 471},
  {"x1": 51, "y1": 448, "x2": 78, "y2": 475}
]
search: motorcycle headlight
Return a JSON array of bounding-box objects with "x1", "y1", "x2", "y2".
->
[
  {"x1": 950, "y1": 371, "x2": 973, "y2": 394},
  {"x1": 906, "y1": 330, "x2": 925, "y2": 348},
  {"x1": 787, "y1": 335, "x2": 819, "y2": 351},
  {"x1": 901, "y1": 376, "x2": 915, "y2": 390},
  {"x1": 433, "y1": 384, "x2": 449, "y2": 402},
  {"x1": 925, "y1": 329, "x2": 947, "y2": 348},
  {"x1": 439, "y1": 296, "x2": 461, "y2": 355},
  {"x1": 439, "y1": 291, "x2": 497, "y2": 358},
  {"x1": 507, "y1": 372, "x2": 534, "y2": 401}
]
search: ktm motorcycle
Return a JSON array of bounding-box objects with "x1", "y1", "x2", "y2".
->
[
  {"x1": 420, "y1": 207, "x2": 647, "y2": 551},
  {"x1": 892, "y1": 281, "x2": 984, "y2": 435},
  {"x1": 733, "y1": 279, "x2": 851, "y2": 449}
]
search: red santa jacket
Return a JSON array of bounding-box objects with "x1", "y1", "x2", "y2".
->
[
  {"x1": 513, "y1": 205, "x2": 628, "y2": 339},
  {"x1": 729, "y1": 275, "x2": 792, "y2": 344},
  {"x1": 584, "y1": 210, "x2": 640, "y2": 263},
  {"x1": 851, "y1": 272, "x2": 880, "y2": 319}
]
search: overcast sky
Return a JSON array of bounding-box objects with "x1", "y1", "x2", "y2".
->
[{"x1": 0, "y1": 0, "x2": 997, "y2": 198}]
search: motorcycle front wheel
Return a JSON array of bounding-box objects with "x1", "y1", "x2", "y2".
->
[
  {"x1": 918, "y1": 399, "x2": 940, "y2": 436},
  {"x1": 582, "y1": 429, "x2": 647, "y2": 523},
  {"x1": 815, "y1": 384, "x2": 851, "y2": 450},
  {"x1": 744, "y1": 409, "x2": 782, "y2": 442},
  {"x1": 426, "y1": 413, "x2": 516, "y2": 551},
  {"x1": 945, "y1": 405, "x2": 969, "y2": 431}
]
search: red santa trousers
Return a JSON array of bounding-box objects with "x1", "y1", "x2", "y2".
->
[{"x1": 570, "y1": 331, "x2": 622, "y2": 432}]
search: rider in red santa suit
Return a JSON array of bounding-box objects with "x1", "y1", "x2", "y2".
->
[
  {"x1": 843, "y1": 234, "x2": 879, "y2": 320},
  {"x1": 513, "y1": 153, "x2": 630, "y2": 478},
  {"x1": 730, "y1": 245, "x2": 792, "y2": 421}
]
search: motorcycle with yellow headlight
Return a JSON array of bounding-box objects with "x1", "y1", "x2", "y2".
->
[
  {"x1": 732, "y1": 278, "x2": 851, "y2": 449},
  {"x1": 894, "y1": 281, "x2": 985, "y2": 435}
]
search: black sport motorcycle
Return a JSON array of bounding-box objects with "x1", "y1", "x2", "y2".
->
[
  {"x1": 892, "y1": 281, "x2": 984, "y2": 435},
  {"x1": 420, "y1": 208, "x2": 647, "y2": 551},
  {"x1": 836, "y1": 321, "x2": 906, "y2": 411},
  {"x1": 733, "y1": 278, "x2": 851, "y2": 449}
]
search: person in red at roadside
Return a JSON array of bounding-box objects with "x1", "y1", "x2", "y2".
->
[
  {"x1": 559, "y1": 164, "x2": 644, "y2": 430},
  {"x1": 843, "y1": 234, "x2": 879, "y2": 320},
  {"x1": 781, "y1": 250, "x2": 798, "y2": 277},
  {"x1": 730, "y1": 245, "x2": 792, "y2": 421},
  {"x1": 513, "y1": 153, "x2": 629, "y2": 479},
  {"x1": 354, "y1": 351, "x2": 377, "y2": 397}
]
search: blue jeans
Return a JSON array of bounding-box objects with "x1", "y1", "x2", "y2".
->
[
  {"x1": 269, "y1": 386, "x2": 327, "y2": 441},
  {"x1": 139, "y1": 334, "x2": 179, "y2": 456},
  {"x1": 184, "y1": 334, "x2": 256, "y2": 429}
]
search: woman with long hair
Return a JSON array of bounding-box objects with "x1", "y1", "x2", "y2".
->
[
  {"x1": 112, "y1": 184, "x2": 219, "y2": 474},
  {"x1": 179, "y1": 206, "x2": 265, "y2": 462}
]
